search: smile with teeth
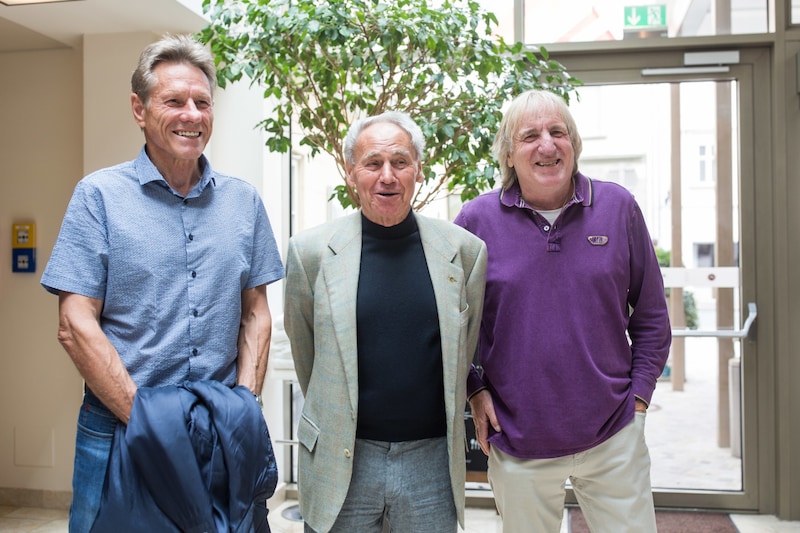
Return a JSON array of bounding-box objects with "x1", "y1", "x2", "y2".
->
[
  {"x1": 537, "y1": 160, "x2": 560, "y2": 167},
  {"x1": 176, "y1": 131, "x2": 200, "y2": 138}
]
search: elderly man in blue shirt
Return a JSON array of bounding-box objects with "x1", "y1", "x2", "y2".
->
[{"x1": 41, "y1": 34, "x2": 284, "y2": 532}]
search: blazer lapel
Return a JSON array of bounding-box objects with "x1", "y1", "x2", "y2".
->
[{"x1": 321, "y1": 214, "x2": 362, "y2": 415}]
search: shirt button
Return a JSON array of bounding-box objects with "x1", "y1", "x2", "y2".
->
[
  {"x1": 191, "y1": 271, "x2": 197, "y2": 278},
  {"x1": 188, "y1": 234, "x2": 194, "y2": 241},
  {"x1": 344, "y1": 449, "x2": 352, "y2": 458},
  {"x1": 192, "y1": 348, "x2": 198, "y2": 356},
  {"x1": 193, "y1": 310, "x2": 199, "y2": 317},
  {"x1": 543, "y1": 225, "x2": 550, "y2": 231}
]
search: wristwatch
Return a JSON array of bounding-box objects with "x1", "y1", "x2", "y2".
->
[{"x1": 255, "y1": 394, "x2": 263, "y2": 407}]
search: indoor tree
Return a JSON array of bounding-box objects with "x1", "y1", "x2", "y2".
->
[{"x1": 199, "y1": 0, "x2": 581, "y2": 210}]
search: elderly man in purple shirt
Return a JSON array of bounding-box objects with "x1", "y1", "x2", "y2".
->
[{"x1": 454, "y1": 89, "x2": 671, "y2": 533}]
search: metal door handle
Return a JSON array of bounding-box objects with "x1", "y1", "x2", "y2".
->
[{"x1": 671, "y1": 302, "x2": 757, "y2": 339}]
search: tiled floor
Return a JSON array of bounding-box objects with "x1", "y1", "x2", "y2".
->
[
  {"x1": 2, "y1": 501, "x2": 799, "y2": 532},
  {"x1": 0, "y1": 506, "x2": 68, "y2": 532},
  {"x1": 266, "y1": 500, "x2": 800, "y2": 533}
]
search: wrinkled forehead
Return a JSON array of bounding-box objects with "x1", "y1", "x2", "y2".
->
[
  {"x1": 507, "y1": 96, "x2": 567, "y2": 136},
  {"x1": 356, "y1": 122, "x2": 415, "y2": 158}
]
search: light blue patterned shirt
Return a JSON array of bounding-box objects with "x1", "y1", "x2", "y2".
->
[{"x1": 41, "y1": 147, "x2": 284, "y2": 388}]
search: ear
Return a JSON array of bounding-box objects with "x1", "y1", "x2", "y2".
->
[
  {"x1": 131, "y1": 93, "x2": 146, "y2": 129},
  {"x1": 345, "y1": 163, "x2": 356, "y2": 187},
  {"x1": 415, "y1": 162, "x2": 424, "y2": 183}
]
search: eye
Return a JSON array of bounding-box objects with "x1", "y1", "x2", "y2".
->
[{"x1": 194, "y1": 96, "x2": 213, "y2": 110}]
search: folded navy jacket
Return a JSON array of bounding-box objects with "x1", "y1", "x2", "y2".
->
[{"x1": 91, "y1": 380, "x2": 278, "y2": 533}]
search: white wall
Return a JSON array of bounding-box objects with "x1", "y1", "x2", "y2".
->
[
  {"x1": 0, "y1": 46, "x2": 84, "y2": 499},
  {"x1": 83, "y1": 33, "x2": 158, "y2": 174}
]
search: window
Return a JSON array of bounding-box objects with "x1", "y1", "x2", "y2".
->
[
  {"x1": 520, "y1": 0, "x2": 768, "y2": 44},
  {"x1": 694, "y1": 242, "x2": 715, "y2": 267},
  {"x1": 699, "y1": 145, "x2": 716, "y2": 183}
]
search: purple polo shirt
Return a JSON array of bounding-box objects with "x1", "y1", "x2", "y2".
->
[{"x1": 454, "y1": 173, "x2": 671, "y2": 459}]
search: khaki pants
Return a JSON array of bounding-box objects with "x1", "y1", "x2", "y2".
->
[{"x1": 489, "y1": 413, "x2": 656, "y2": 533}]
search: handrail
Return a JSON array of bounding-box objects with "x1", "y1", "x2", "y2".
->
[{"x1": 671, "y1": 302, "x2": 757, "y2": 339}]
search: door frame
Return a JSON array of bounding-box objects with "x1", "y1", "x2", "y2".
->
[{"x1": 548, "y1": 43, "x2": 774, "y2": 513}]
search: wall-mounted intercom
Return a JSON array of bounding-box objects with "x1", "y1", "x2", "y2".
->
[{"x1": 11, "y1": 222, "x2": 36, "y2": 273}]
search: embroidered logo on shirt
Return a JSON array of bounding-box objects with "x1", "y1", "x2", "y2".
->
[{"x1": 587, "y1": 235, "x2": 609, "y2": 245}]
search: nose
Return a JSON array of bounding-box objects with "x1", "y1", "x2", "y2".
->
[
  {"x1": 180, "y1": 99, "x2": 203, "y2": 122},
  {"x1": 538, "y1": 133, "x2": 557, "y2": 154},
  {"x1": 378, "y1": 162, "x2": 396, "y2": 183}
]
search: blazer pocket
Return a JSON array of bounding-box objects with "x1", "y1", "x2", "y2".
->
[{"x1": 297, "y1": 413, "x2": 320, "y2": 453}]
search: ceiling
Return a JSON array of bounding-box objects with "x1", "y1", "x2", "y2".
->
[{"x1": 0, "y1": 0, "x2": 208, "y2": 53}]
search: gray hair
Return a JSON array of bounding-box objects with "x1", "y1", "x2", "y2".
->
[
  {"x1": 344, "y1": 111, "x2": 426, "y2": 165},
  {"x1": 131, "y1": 34, "x2": 216, "y2": 107},
  {"x1": 492, "y1": 89, "x2": 582, "y2": 191}
]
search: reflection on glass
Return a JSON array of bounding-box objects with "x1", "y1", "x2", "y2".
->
[{"x1": 522, "y1": 0, "x2": 768, "y2": 43}]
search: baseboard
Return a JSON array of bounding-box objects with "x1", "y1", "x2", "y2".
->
[
  {"x1": 0, "y1": 487, "x2": 71, "y2": 510},
  {"x1": 466, "y1": 470, "x2": 488, "y2": 483},
  {"x1": 281, "y1": 482, "x2": 299, "y2": 501}
]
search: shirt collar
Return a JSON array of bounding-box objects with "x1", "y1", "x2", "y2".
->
[
  {"x1": 498, "y1": 172, "x2": 593, "y2": 209},
  {"x1": 134, "y1": 146, "x2": 216, "y2": 197}
]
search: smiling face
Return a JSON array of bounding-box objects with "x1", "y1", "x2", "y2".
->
[
  {"x1": 346, "y1": 121, "x2": 423, "y2": 227},
  {"x1": 131, "y1": 61, "x2": 213, "y2": 174},
  {"x1": 508, "y1": 110, "x2": 575, "y2": 209}
]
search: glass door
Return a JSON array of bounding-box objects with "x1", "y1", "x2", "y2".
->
[{"x1": 553, "y1": 46, "x2": 769, "y2": 511}]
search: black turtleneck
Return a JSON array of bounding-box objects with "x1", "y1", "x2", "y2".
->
[{"x1": 355, "y1": 212, "x2": 446, "y2": 442}]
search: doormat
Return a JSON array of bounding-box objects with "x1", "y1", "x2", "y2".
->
[{"x1": 569, "y1": 508, "x2": 738, "y2": 532}]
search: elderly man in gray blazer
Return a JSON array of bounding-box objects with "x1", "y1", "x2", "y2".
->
[{"x1": 284, "y1": 111, "x2": 487, "y2": 533}]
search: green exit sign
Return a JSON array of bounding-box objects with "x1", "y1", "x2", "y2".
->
[{"x1": 624, "y1": 5, "x2": 667, "y2": 28}]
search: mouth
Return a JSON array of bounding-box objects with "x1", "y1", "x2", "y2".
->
[
  {"x1": 377, "y1": 192, "x2": 399, "y2": 197},
  {"x1": 536, "y1": 159, "x2": 560, "y2": 167},
  {"x1": 175, "y1": 130, "x2": 201, "y2": 138}
]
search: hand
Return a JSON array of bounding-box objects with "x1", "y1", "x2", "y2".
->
[
  {"x1": 635, "y1": 398, "x2": 648, "y2": 413},
  {"x1": 469, "y1": 390, "x2": 501, "y2": 456}
]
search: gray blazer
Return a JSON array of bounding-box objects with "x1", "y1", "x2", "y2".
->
[{"x1": 283, "y1": 211, "x2": 487, "y2": 533}]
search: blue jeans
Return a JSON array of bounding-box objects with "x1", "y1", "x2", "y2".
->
[
  {"x1": 69, "y1": 391, "x2": 118, "y2": 533},
  {"x1": 315, "y1": 437, "x2": 457, "y2": 533}
]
